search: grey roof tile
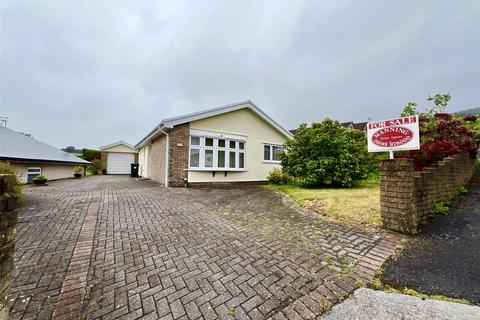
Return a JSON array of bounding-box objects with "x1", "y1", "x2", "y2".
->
[{"x1": 0, "y1": 126, "x2": 90, "y2": 164}]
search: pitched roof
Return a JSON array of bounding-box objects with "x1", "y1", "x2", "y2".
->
[
  {"x1": 341, "y1": 121, "x2": 354, "y2": 128},
  {"x1": 136, "y1": 101, "x2": 292, "y2": 148},
  {"x1": 100, "y1": 141, "x2": 136, "y2": 150},
  {"x1": 290, "y1": 121, "x2": 368, "y2": 135},
  {"x1": 0, "y1": 126, "x2": 90, "y2": 164},
  {"x1": 353, "y1": 122, "x2": 368, "y2": 131}
]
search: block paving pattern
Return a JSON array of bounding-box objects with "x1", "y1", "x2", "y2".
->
[{"x1": 8, "y1": 176, "x2": 402, "y2": 319}]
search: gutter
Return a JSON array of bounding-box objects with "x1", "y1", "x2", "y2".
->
[
  {"x1": 0, "y1": 157, "x2": 90, "y2": 165},
  {"x1": 135, "y1": 122, "x2": 164, "y2": 149},
  {"x1": 135, "y1": 124, "x2": 170, "y2": 187}
]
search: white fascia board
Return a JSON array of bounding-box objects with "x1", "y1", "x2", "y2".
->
[
  {"x1": 134, "y1": 100, "x2": 292, "y2": 149},
  {"x1": 163, "y1": 101, "x2": 293, "y2": 139},
  {"x1": 100, "y1": 140, "x2": 136, "y2": 150},
  {"x1": 189, "y1": 129, "x2": 247, "y2": 140}
]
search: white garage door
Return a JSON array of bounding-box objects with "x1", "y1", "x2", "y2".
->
[{"x1": 107, "y1": 152, "x2": 135, "y2": 174}]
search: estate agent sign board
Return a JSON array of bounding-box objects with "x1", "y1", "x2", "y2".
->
[{"x1": 367, "y1": 115, "x2": 420, "y2": 155}]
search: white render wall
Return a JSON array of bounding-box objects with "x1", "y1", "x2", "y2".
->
[
  {"x1": 11, "y1": 162, "x2": 81, "y2": 184},
  {"x1": 188, "y1": 108, "x2": 288, "y2": 183},
  {"x1": 138, "y1": 144, "x2": 150, "y2": 178}
]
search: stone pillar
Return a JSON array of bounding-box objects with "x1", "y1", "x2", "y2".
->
[
  {"x1": 168, "y1": 123, "x2": 190, "y2": 187},
  {"x1": 379, "y1": 159, "x2": 418, "y2": 233},
  {"x1": 0, "y1": 175, "x2": 18, "y2": 320}
]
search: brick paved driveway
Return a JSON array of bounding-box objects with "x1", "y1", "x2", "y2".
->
[{"x1": 9, "y1": 176, "x2": 401, "y2": 320}]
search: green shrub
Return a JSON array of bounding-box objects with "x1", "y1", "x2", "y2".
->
[
  {"x1": 365, "y1": 152, "x2": 389, "y2": 179},
  {"x1": 34, "y1": 174, "x2": 47, "y2": 180},
  {"x1": 434, "y1": 202, "x2": 449, "y2": 215},
  {"x1": 88, "y1": 160, "x2": 103, "y2": 175},
  {"x1": 458, "y1": 186, "x2": 468, "y2": 195},
  {"x1": 81, "y1": 149, "x2": 101, "y2": 161},
  {"x1": 267, "y1": 168, "x2": 294, "y2": 185},
  {"x1": 73, "y1": 166, "x2": 84, "y2": 174},
  {"x1": 282, "y1": 119, "x2": 369, "y2": 187},
  {"x1": 0, "y1": 162, "x2": 24, "y2": 206}
]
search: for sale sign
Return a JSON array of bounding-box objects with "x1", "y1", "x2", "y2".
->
[{"x1": 367, "y1": 115, "x2": 420, "y2": 152}]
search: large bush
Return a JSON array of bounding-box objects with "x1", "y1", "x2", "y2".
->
[
  {"x1": 281, "y1": 119, "x2": 369, "y2": 187},
  {"x1": 0, "y1": 162, "x2": 24, "y2": 206},
  {"x1": 398, "y1": 94, "x2": 478, "y2": 169},
  {"x1": 81, "y1": 148, "x2": 101, "y2": 161}
]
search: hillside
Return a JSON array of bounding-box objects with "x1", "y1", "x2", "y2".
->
[{"x1": 454, "y1": 107, "x2": 480, "y2": 116}]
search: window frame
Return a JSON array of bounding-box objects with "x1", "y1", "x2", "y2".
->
[
  {"x1": 27, "y1": 167, "x2": 42, "y2": 183},
  {"x1": 188, "y1": 134, "x2": 246, "y2": 171},
  {"x1": 263, "y1": 144, "x2": 284, "y2": 163}
]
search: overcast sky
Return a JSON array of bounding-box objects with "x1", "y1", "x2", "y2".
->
[{"x1": 1, "y1": 0, "x2": 479, "y2": 148}]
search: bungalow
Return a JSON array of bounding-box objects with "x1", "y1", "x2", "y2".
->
[
  {"x1": 0, "y1": 126, "x2": 90, "y2": 183},
  {"x1": 135, "y1": 101, "x2": 292, "y2": 186}
]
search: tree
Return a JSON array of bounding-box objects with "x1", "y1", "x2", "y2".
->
[
  {"x1": 398, "y1": 93, "x2": 478, "y2": 169},
  {"x1": 281, "y1": 119, "x2": 368, "y2": 187}
]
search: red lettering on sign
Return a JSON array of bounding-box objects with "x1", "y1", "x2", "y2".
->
[{"x1": 368, "y1": 116, "x2": 417, "y2": 130}]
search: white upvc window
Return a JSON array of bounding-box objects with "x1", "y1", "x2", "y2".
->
[
  {"x1": 263, "y1": 144, "x2": 284, "y2": 163},
  {"x1": 27, "y1": 167, "x2": 42, "y2": 183},
  {"x1": 189, "y1": 135, "x2": 245, "y2": 170}
]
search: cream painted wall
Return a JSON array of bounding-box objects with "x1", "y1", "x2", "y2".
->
[
  {"x1": 138, "y1": 144, "x2": 150, "y2": 177},
  {"x1": 11, "y1": 163, "x2": 79, "y2": 183},
  {"x1": 102, "y1": 144, "x2": 138, "y2": 153},
  {"x1": 188, "y1": 108, "x2": 288, "y2": 183}
]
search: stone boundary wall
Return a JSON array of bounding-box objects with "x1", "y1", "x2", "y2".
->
[
  {"x1": 380, "y1": 153, "x2": 476, "y2": 234},
  {"x1": 0, "y1": 175, "x2": 18, "y2": 320}
]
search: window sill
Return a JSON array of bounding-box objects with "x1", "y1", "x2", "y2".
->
[
  {"x1": 186, "y1": 168, "x2": 247, "y2": 172},
  {"x1": 263, "y1": 160, "x2": 282, "y2": 164}
]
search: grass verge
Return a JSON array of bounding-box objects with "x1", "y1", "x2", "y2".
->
[{"x1": 266, "y1": 181, "x2": 381, "y2": 229}]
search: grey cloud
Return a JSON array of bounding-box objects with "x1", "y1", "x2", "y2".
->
[{"x1": 1, "y1": 0, "x2": 478, "y2": 148}]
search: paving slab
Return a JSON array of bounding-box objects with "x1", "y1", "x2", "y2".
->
[
  {"x1": 9, "y1": 176, "x2": 398, "y2": 319},
  {"x1": 320, "y1": 288, "x2": 480, "y2": 320}
]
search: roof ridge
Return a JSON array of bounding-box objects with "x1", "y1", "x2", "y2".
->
[{"x1": 135, "y1": 100, "x2": 292, "y2": 148}]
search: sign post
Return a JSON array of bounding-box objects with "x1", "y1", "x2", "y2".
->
[{"x1": 367, "y1": 115, "x2": 420, "y2": 156}]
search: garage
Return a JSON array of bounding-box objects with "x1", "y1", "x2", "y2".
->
[
  {"x1": 106, "y1": 152, "x2": 135, "y2": 174},
  {"x1": 100, "y1": 141, "x2": 138, "y2": 175}
]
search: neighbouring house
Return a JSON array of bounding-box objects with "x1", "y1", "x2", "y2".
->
[
  {"x1": 341, "y1": 121, "x2": 355, "y2": 129},
  {"x1": 290, "y1": 121, "x2": 368, "y2": 134},
  {"x1": 352, "y1": 122, "x2": 368, "y2": 131},
  {"x1": 100, "y1": 141, "x2": 138, "y2": 174},
  {"x1": 135, "y1": 101, "x2": 292, "y2": 186},
  {"x1": 341, "y1": 121, "x2": 368, "y2": 131},
  {"x1": 0, "y1": 126, "x2": 90, "y2": 183}
]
